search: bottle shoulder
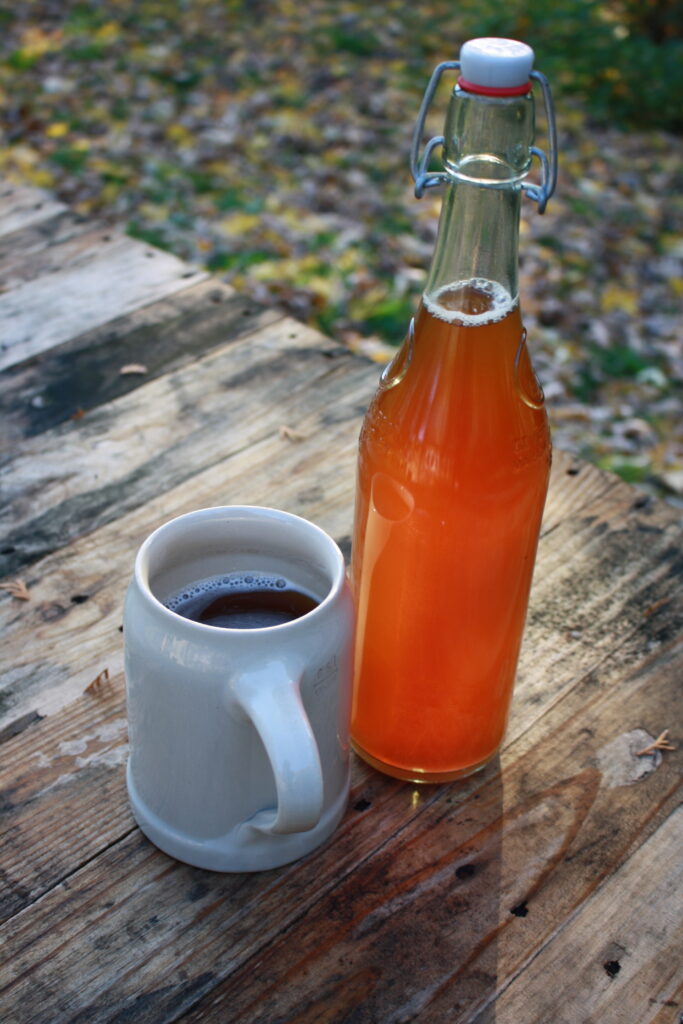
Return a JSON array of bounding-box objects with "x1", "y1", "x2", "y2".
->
[{"x1": 359, "y1": 296, "x2": 550, "y2": 480}]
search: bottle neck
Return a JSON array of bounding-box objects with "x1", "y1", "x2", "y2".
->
[{"x1": 424, "y1": 87, "x2": 534, "y2": 318}]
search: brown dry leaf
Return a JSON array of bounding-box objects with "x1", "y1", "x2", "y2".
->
[
  {"x1": 279, "y1": 425, "x2": 307, "y2": 442},
  {"x1": 636, "y1": 729, "x2": 676, "y2": 756},
  {"x1": 85, "y1": 667, "x2": 111, "y2": 695},
  {"x1": 0, "y1": 578, "x2": 30, "y2": 601},
  {"x1": 120, "y1": 363, "x2": 148, "y2": 375}
]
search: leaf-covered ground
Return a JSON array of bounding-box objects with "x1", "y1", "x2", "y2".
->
[{"x1": 1, "y1": 1, "x2": 682, "y2": 504}]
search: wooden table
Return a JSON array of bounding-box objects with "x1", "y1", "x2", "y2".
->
[{"x1": 1, "y1": 181, "x2": 682, "y2": 1024}]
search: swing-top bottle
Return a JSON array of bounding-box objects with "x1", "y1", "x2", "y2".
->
[{"x1": 350, "y1": 38, "x2": 557, "y2": 782}]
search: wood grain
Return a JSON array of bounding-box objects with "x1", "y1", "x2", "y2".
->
[
  {"x1": 478, "y1": 804, "x2": 683, "y2": 1024},
  {"x1": 0, "y1": 229, "x2": 207, "y2": 371},
  {"x1": 0, "y1": 209, "x2": 92, "y2": 287},
  {"x1": 0, "y1": 281, "x2": 281, "y2": 446},
  {"x1": 0, "y1": 182, "x2": 66, "y2": 238},
  {"x1": 0, "y1": 315, "x2": 362, "y2": 566}
]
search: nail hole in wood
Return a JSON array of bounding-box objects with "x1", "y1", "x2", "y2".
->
[
  {"x1": 353, "y1": 798, "x2": 371, "y2": 812},
  {"x1": 455, "y1": 863, "x2": 477, "y2": 880},
  {"x1": 604, "y1": 960, "x2": 621, "y2": 978},
  {"x1": 510, "y1": 901, "x2": 528, "y2": 917}
]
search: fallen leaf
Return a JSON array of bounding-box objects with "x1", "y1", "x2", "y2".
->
[
  {"x1": 85, "y1": 667, "x2": 111, "y2": 695},
  {"x1": 636, "y1": 729, "x2": 676, "y2": 756},
  {"x1": 0, "y1": 578, "x2": 30, "y2": 601},
  {"x1": 600, "y1": 283, "x2": 638, "y2": 316},
  {"x1": 46, "y1": 122, "x2": 69, "y2": 139},
  {"x1": 279, "y1": 425, "x2": 307, "y2": 442}
]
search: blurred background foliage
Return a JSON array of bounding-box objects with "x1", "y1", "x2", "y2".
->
[
  {"x1": 0, "y1": 0, "x2": 682, "y2": 501},
  {"x1": 464, "y1": 0, "x2": 683, "y2": 132}
]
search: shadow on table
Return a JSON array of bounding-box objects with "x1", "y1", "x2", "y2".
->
[
  {"x1": 152, "y1": 758, "x2": 507, "y2": 1023},
  {"x1": 254, "y1": 756, "x2": 507, "y2": 1022}
]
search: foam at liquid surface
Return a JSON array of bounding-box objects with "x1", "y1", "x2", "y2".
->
[
  {"x1": 165, "y1": 572, "x2": 289, "y2": 614},
  {"x1": 424, "y1": 278, "x2": 517, "y2": 326}
]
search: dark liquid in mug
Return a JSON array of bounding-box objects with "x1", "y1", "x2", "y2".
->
[{"x1": 164, "y1": 572, "x2": 319, "y2": 629}]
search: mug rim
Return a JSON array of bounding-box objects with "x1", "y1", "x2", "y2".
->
[{"x1": 134, "y1": 505, "x2": 347, "y2": 635}]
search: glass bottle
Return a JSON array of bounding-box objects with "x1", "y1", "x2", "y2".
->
[{"x1": 350, "y1": 39, "x2": 557, "y2": 783}]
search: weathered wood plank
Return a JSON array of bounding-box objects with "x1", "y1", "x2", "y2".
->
[
  {"x1": 0, "y1": 182, "x2": 66, "y2": 238},
  {"x1": 0, "y1": 230, "x2": 207, "y2": 371},
  {"x1": 0, "y1": 681, "x2": 133, "y2": 923},
  {"x1": 0, "y1": 210, "x2": 93, "y2": 286},
  {"x1": 475, "y1": 806, "x2": 683, "y2": 1024},
  {"x1": 0, "y1": 280, "x2": 279, "y2": 445},
  {"x1": 0, "y1": 604, "x2": 679, "y2": 1023},
  {"x1": 0, "y1": 316, "x2": 363, "y2": 579}
]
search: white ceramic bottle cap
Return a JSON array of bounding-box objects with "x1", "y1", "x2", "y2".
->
[{"x1": 459, "y1": 38, "x2": 534, "y2": 90}]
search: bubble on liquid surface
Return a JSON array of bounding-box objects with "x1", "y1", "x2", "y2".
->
[
  {"x1": 424, "y1": 278, "x2": 517, "y2": 327},
  {"x1": 165, "y1": 571, "x2": 291, "y2": 613}
]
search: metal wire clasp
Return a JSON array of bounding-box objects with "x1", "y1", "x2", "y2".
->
[{"x1": 410, "y1": 62, "x2": 558, "y2": 213}]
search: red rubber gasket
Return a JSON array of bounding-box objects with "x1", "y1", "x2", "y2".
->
[{"x1": 458, "y1": 76, "x2": 532, "y2": 97}]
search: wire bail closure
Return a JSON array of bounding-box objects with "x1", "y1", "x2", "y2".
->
[{"x1": 410, "y1": 60, "x2": 558, "y2": 213}]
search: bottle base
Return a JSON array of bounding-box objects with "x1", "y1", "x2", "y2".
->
[{"x1": 350, "y1": 738, "x2": 498, "y2": 784}]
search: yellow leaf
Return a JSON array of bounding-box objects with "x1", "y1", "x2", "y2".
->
[
  {"x1": 19, "y1": 26, "x2": 62, "y2": 59},
  {"x1": 46, "y1": 122, "x2": 69, "y2": 139},
  {"x1": 600, "y1": 284, "x2": 638, "y2": 316},
  {"x1": 74, "y1": 199, "x2": 96, "y2": 216},
  {"x1": 661, "y1": 234, "x2": 683, "y2": 258},
  {"x1": 139, "y1": 202, "x2": 169, "y2": 222},
  {"x1": 249, "y1": 260, "x2": 278, "y2": 280},
  {"x1": 8, "y1": 144, "x2": 41, "y2": 167},
  {"x1": 307, "y1": 275, "x2": 337, "y2": 301},
  {"x1": 100, "y1": 182, "x2": 121, "y2": 203},
  {"x1": 220, "y1": 212, "x2": 261, "y2": 234},
  {"x1": 166, "y1": 123, "x2": 194, "y2": 146},
  {"x1": 94, "y1": 21, "x2": 121, "y2": 44},
  {"x1": 24, "y1": 168, "x2": 56, "y2": 188}
]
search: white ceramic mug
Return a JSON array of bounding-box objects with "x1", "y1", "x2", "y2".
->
[{"x1": 124, "y1": 506, "x2": 354, "y2": 871}]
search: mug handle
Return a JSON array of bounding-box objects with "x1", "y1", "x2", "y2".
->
[{"x1": 230, "y1": 662, "x2": 324, "y2": 834}]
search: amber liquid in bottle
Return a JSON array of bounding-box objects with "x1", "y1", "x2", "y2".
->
[{"x1": 350, "y1": 279, "x2": 551, "y2": 782}]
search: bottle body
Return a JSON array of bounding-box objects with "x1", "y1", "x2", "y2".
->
[{"x1": 350, "y1": 279, "x2": 551, "y2": 782}]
